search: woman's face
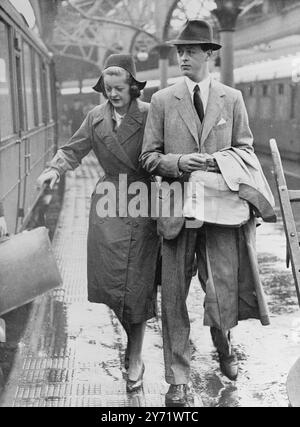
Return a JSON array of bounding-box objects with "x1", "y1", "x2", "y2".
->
[{"x1": 103, "y1": 71, "x2": 131, "y2": 114}]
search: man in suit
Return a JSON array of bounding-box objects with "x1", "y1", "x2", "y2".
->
[
  {"x1": 0, "y1": 202, "x2": 7, "y2": 238},
  {"x1": 141, "y1": 20, "x2": 274, "y2": 406}
]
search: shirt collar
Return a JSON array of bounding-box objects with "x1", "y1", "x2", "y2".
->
[
  {"x1": 112, "y1": 108, "x2": 125, "y2": 120},
  {"x1": 185, "y1": 75, "x2": 211, "y2": 97}
]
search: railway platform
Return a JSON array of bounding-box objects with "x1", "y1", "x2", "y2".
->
[{"x1": 0, "y1": 154, "x2": 299, "y2": 408}]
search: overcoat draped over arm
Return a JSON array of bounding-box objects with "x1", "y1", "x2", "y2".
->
[{"x1": 49, "y1": 99, "x2": 160, "y2": 325}]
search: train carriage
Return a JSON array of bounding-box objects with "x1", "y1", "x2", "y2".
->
[
  {"x1": 0, "y1": 0, "x2": 58, "y2": 235},
  {"x1": 235, "y1": 56, "x2": 300, "y2": 161}
]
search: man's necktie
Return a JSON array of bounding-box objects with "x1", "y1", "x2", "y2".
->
[{"x1": 193, "y1": 84, "x2": 204, "y2": 123}]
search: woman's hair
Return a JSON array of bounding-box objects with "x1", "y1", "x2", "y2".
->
[{"x1": 101, "y1": 66, "x2": 141, "y2": 99}]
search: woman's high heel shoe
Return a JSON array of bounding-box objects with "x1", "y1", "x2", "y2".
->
[{"x1": 126, "y1": 363, "x2": 145, "y2": 393}]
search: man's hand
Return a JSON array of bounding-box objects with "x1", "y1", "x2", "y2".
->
[
  {"x1": 37, "y1": 169, "x2": 59, "y2": 190},
  {"x1": 0, "y1": 217, "x2": 7, "y2": 238},
  {"x1": 178, "y1": 153, "x2": 214, "y2": 173}
]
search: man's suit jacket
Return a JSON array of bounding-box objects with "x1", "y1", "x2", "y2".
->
[
  {"x1": 141, "y1": 77, "x2": 265, "y2": 240},
  {"x1": 141, "y1": 78, "x2": 274, "y2": 326}
]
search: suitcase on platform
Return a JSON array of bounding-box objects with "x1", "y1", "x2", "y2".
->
[{"x1": 0, "y1": 227, "x2": 62, "y2": 316}]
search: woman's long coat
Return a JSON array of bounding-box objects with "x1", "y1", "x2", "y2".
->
[{"x1": 49, "y1": 99, "x2": 160, "y2": 324}]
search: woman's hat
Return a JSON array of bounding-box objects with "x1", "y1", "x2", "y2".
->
[
  {"x1": 168, "y1": 20, "x2": 221, "y2": 51},
  {"x1": 92, "y1": 54, "x2": 147, "y2": 93}
]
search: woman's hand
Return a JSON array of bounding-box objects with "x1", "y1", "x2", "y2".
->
[
  {"x1": 37, "y1": 169, "x2": 59, "y2": 190},
  {"x1": 0, "y1": 216, "x2": 7, "y2": 238}
]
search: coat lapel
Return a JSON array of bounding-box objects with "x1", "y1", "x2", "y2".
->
[
  {"x1": 174, "y1": 81, "x2": 199, "y2": 146},
  {"x1": 200, "y1": 80, "x2": 225, "y2": 147},
  {"x1": 116, "y1": 99, "x2": 143, "y2": 146},
  {"x1": 92, "y1": 101, "x2": 139, "y2": 171}
]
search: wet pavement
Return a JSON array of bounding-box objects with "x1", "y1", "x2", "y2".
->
[{"x1": 0, "y1": 153, "x2": 299, "y2": 407}]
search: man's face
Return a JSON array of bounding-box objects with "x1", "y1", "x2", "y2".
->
[{"x1": 176, "y1": 45, "x2": 209, "y2": 81}]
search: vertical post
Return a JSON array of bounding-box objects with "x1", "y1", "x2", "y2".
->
[
  {"x1": 157, "y1": 44, "x2": 173, "y2": 89},
  {"x1": 153, "y1": 0, "x2": 177, "y2": 89},
  {"x1": 212, "y1": 0, "x2": 243, "y2": 87},
  {"x1": 219, "y1": 31, "x2": 235, "y2": 87},
  {"x1": 97, "y1": 46, "x2": 105, "y2": 105}
]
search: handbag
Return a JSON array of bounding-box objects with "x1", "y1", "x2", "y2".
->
[
  {"x1": 0, "y1": 227, "x2": 62, "y2": 316},
  {"x1": 183, "y1": 170, "x2": 250, "y2": 227}
]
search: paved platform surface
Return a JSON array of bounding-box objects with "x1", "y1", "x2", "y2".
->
[{"x1": 0, "y1": 154, "x2": 299, "y2": 407}]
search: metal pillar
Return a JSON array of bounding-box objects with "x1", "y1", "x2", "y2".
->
[
  {"x1": 156, "y1": 44, "x2": 173, "y2": 89},
  {"x1": 154, "y1": 0, "x2": 177, "y2": 89},
  {"x1": 212, "y1": 1, "x2": 243, "y2": 87},
  {"x1": 219, "y1": 30, "x2": 235, "y2": 87}
]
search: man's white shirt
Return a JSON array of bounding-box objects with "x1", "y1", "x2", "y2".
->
[{"x1": 184, "y1": 75, "x2": 211, "y2": 113}]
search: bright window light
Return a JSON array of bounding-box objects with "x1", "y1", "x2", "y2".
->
[{"x1": 9, "y1": 0, "x2": 36, "y2": 28}]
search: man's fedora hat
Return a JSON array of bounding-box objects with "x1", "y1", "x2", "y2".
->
[
  {"x1": 93, "y1": 54, "x2": 146, "y2": 93},
  {"x1": 168, "y1": 20, "x2": 221, "y2": 51}
]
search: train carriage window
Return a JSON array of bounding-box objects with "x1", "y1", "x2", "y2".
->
[
  {"x1": 290, "y1": 84, "x2": 297, "y2": 119},
  {"x1": 278, "y1": 83, "x2": 285, "y2": 95},
  {"x1": 23, "y1": 42, "x2": 35, "y2": 130},
  {"x1": 46, "y1": 65, "x2": 53, "y2": 121},
  {"x1": 262, "y1": 84, "x2": 269, "y2": 97},
  {"x1": 41, "y1": 62, "x2": 49, "y2": 123},
  {"x1": 15, "y1": 54, "x2": 25, "y2": 131},
  {"x1": 34, "y1": 54, "x2": 43, "y2": 125},
  {"x1": 0, "y1": 21, "x2": 14, "y2": 139}
]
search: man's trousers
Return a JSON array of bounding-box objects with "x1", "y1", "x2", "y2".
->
[{"x1": 161, "y1": 222, "x2": 258, "y2": 385}]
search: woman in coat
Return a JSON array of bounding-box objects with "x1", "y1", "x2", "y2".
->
[{"x1": 37, "y1": 54, "x2": 160, "y2": 391}]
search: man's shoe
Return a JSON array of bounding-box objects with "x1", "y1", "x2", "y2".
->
[
  {"x1": 165, "y1": 384, "x2": 194, "y2": 407},
  {"x1": 210, "y1": 327, "x2": 238, "y2": 380},
  {"x1": 218, "y1": 351, "x2": 239, "y2": 381},
  {"x1": 210, "y1": 327, "x2": 231, "y2": 356}
]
